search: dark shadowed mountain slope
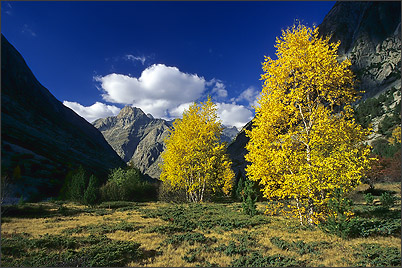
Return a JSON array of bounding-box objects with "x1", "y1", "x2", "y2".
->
[
  {"x1": 226, "y1": 120, "x2": 253, "y2": 177},
  {"x1": 1, "y1": 35, "x2": 125, "y2": 201}
]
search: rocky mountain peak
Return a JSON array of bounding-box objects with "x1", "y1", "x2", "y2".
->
[{"x1": 117, "y1": 106, "x2": 147, "y2": 120}]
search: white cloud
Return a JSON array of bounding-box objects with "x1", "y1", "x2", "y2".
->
[
  {"x1": 212, "y1": 81, "x2": 228, "y2": 99},
  {"x1": 169, "y1": 102, "x2": 193, "y2": 118},
  {"x1": 22, "y1": 24, "x2": 36, "y2": 37},
  {"x1": 63, "y1": 101, "x2": 120, "y2": 123},
  {"x1": 235, "y1": 86, "x2": 260, "y2": 108},
  {"x1": 125, "y1": 54, "x2": 147, "y2": 65},
  {"x1": 216, "y1": 102, "x2": 253, "y2": 129},
  {"x1": 95, "y1": 64, "x2": 206, "y2": 119}
]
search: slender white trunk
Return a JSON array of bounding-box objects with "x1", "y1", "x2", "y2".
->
[{"x1": 295, "y1": 196, "x2": 304, "y2": 225}]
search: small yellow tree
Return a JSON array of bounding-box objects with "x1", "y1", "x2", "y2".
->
[
  {"x1": 245, "y1": 24, "x2": 373, "y2": 225},
  {"x1": 160, "y1": 97, "x2": 234, "y2": 202}
]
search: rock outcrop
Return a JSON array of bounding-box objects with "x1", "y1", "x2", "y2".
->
[
  {"x1": 93, "y1": 106, "x2": 171, "y2": 179},
  {"x1": 318, "y1": 1, "x2": 401, "y2": 99},
  {"x1": 1, "y1": 35, "x2": 126, "y2": 201}
]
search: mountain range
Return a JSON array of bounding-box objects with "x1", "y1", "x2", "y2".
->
[
  {"x1": 92, "y1": 107, "x2": 238, "y2": 179},
  {"x1": 1, "y1": 1, "x2": 400, "y2": 201}
]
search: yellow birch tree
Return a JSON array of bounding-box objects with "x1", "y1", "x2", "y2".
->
[
  {"x1": 245, "y1": 24, "x2": 373, "y2": 225},
  {"x1": 160, "y1": 97, "x2": 234, "y2": 202}
]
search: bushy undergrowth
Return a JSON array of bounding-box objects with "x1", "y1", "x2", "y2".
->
[
  {"x1": 270, "y1": 236, "x2": 331, "y2": 256},
  {"x1": 140, "y1": 203, "x2": 270, "y2": 233},
  {"x1": 1, "y1": 233, "x2": 142, "y2": 267},
  {"x1": 162, "y1": 232, "x2": 217, "y2": 247},
  {"x1": 214, "y1": 231, "x2": 257, "y2": 256},
  {"x1": 62, "y1": 220, "x2": 143, "y2": 235},
  {"x1": 100, "y1": 167, "x2": 157, "y2": 202},
  {"x1": 352, "y1": 243, "x2": 401, "y2": 267},
  {"x1": 230, "y1": 252, "x2": 305, "y2": 267}
]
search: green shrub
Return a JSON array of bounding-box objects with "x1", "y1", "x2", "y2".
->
[
  {"x1": 364, "y1": 193, "x2": 375, "y2": 205},
  {"x1": 352, "y1": 243, "x2": 401, "y2": 267},
  {"x1": 1, "y1": 233, "x2": 142, "y2": 267},
  {"x1": 372, "y1": 138, "x2": 400, "y2": 158},
  {"x1": 139, "y1": 203, "x2": 270, "y2": 234},
  {"x1": 84, "y1": 175, "x2": 100, "y2": 206},
  {"x1": 379, "y1": 192, "x2": 397, "y2": 210},
  {"x1": 100, "y1": 167, "x2": 156, "y2": 202},
  {"x1": 67, "y1": 166, "x2": 88, "y2": 202},
  {"x1": 230, "y1": 252, "x2": 304, "y2": 267},
  {"x1": 241, "y1": 178, "x2": 258, "y2": 216},
  {"x1": 162, "y1": 232, "x2": 216, "y2": 247},
  {"x1": 182, "y1": 248, "x2": 203, "y2": 263},
  {"x1": 232, "y1": 172, "x2": 244, "y2": 200},
  {"x1": 270, "y1": 237, "x2": 330, "y2": 256},
  {"x1": 319, "y1": 188, "x2": 359, "y2": 239}
]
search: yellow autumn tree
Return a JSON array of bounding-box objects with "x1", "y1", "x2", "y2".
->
[
  {"x1": 245, "y1": 24, "x2": 373, "y2": 225},
  {"x1": 160, "y1": 97, "x2": 234, "y2": 203}
]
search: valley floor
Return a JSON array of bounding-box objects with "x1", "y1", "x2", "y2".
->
[{"x1": 1, "y1": 183, "x2": 401, "y2": 267}]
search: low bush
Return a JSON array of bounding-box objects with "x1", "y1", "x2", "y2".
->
[
  {"x1": 352, "y1": 243, "x2": 401, "y2": 267},
  {"x1": 379, "y1": 192, "x2": 397, "y2": 210},
  {"x1": 230, "y1": 252, "x2": 305, "y2": 267},
  {"x1": 139, "y1": 203, "x2": 270, "y2": 233},
  {"x1": 162, "y1": 232, "x2": 216, "y2": 247},
  {"x1": 214, "y1": 231, "x2": 257, "y2": 256},
  {"x1": 270, "y1": 236, "x2": 330, "y2": 256},
  {"x1": 364, "y1": 193, "x2": 374, "y2": 205},
  {"x1": 62, "y1": 220, "x2": 142, "y2": 235},
  {"x1": 1, "y1": 233, "x2": 142, "y2": 267}
]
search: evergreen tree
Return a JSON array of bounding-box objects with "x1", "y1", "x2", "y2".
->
[
  {"x1": 241, "y1": 178, "x2": 258, "y2": 216},
  {"x1": 84, "y1": 175, "x2": 99, "y2": 206}
]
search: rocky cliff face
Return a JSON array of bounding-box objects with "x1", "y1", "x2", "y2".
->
[
  {"x1": 318, "y1": 1, "x2": 401, "y2": 99},
  {"x1": 93, "y1": 106, "x2": 171, "y2": 179},
  {"x1": 1, "y1": 35, "x2": 125, "y2": 202}
]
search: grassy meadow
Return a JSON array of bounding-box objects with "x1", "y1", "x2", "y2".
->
[{"x1": 1, "y1": 182, "x2": 401, "y2": 267}]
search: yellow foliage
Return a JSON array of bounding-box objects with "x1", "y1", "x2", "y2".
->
[
  {"x1": 245, "y1": 24, "x2": 373, "y2": 225},
  {"x1": 388, "y1": 126, "x2": 401, "y2": 145},
  {"x1": 160, "y1": 97, "x2": 234, "y2": 202}
]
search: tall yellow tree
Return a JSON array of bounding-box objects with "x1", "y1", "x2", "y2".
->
[
  {"x1": 160, "y1": 97, "x2": 234, "y2": 203},
  {"x1": 245, "y1": 24, "x2": 373, "y2": 225}
]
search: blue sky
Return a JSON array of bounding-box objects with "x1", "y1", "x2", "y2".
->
[{"x1": 1, "y1": 1, "x2": 335, "y2": 128}]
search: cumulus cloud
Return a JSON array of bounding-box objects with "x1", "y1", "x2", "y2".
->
[
  {"x1": 63, "y1": 101, "x2": 120, "y2": 123},
  {"x1": 125, "y1": 54, "x2": 147, "y2": 65},
  {"x1": 95, "y1": 64, "x2": 206, "y2": 119},
  {"x1": 235, "y1": 86, "x2": 260, "y2": 108},
  {"x1": 216, "y1": 102, "x2": 253, "y2": 129},
  {"x1": 212, "y1": 81, "x2": 228, "y2": 99}
]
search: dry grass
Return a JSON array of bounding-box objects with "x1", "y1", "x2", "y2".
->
[{"x1": 1, "y1": 183, "x2": 401, "y2": 267}]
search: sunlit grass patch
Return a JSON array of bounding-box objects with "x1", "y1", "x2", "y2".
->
[{"x1": 1, "y1": 183, "x2": 401, "y2": 267}]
